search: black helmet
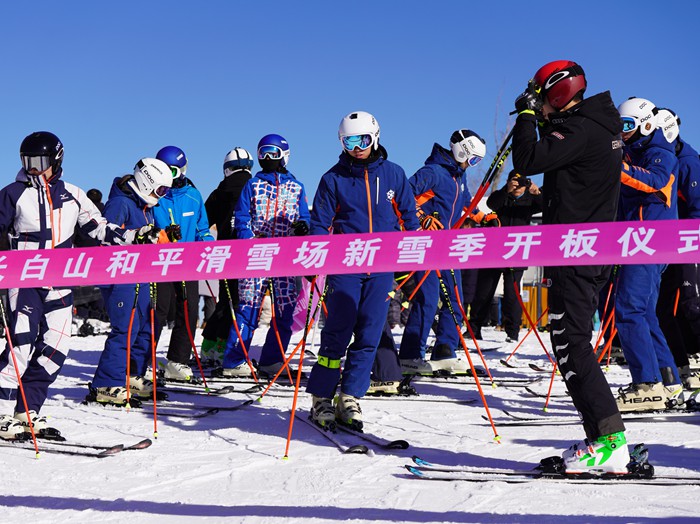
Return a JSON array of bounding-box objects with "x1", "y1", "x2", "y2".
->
[{"x1": 20, "y1": 131, "x2": 64, "y2": 175}]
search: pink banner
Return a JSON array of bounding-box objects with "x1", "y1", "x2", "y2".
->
[{"x1": 1, "y1": 219, "x2": 699, "y2": 289}]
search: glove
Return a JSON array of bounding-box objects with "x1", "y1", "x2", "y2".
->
[
  {"x1": 165, "y1": 224, "x2": 182, "y2": 242},
  {"x1": 482, "y1": 213, "x2": 501, "y2": 227},
  {"x1": 291, "y1": 220, "x2": 309, "y2": 236},
  {"x1": 418, "y1": 212, "x2": 444, "y2": 231},
  {"x1": 134, "y1": 224, "x2": 161, "y2": 244},
  {"x1": 513, "y1": 81, "x2": 543, "y2": 115}
]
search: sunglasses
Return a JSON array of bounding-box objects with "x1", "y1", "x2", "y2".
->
[
  {"x1": 341, "y1": 134, "x2": 372, "y2": 151},
  {"x1": 621, "y1": 117, "x2": 638, "y2": 133},
  {"x1": 258, "y1": 145, "x2": 284, "y2": 160}
]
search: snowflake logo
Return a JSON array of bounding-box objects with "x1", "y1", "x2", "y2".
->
[{"x1": 386, "y1": 189, "x2": 395, "y2": 202}]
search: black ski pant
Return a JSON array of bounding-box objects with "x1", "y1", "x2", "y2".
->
[
  {"x1": 202, "y1": 278, "x2": 239, "y2": 342},
  {"x1": 657, "y1": 264, "x2": 700, "y2": 367},
  {"x1": 370, "y1": 321, "x2": 403, "y2": 381},
  {"x1": 155, "y1": 281, "x2": 200, "y2": 365},
  {"x1": 546, "y1": 265, "x2": 624, "y2": 440},
  {"x1": 470, "y1": 267, "x2": 524, "y2": 340}
]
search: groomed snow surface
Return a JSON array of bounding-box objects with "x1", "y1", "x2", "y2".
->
[{"x1": 1, "y1": 324, "x2": 699, "y2": 524}]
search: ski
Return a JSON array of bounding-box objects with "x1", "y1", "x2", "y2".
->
[
  {"x1": 414, "y1": 375, "x2": 538, "y2": 387},
  {"x1": 164, "y1": 385, "x2": 237, "y2": 396},
  {"x1": 335, "y1": 424, "x2": 409, "y2": 450},
  {"x1": 524, "y1": 386, "x2": 569, "y2": 398},
  {"x1": 485, "y1": 408, "x2": 700, "y2": 426},
  {"x1": 297, "y1": 415, "x2": 370, "y2": 455},
  {"x1": 529, "y1": 363, "x2": 554, "y2": 373},
  {"x1": 44, "y1": 437, "x2": 153, "y2": 452},
  {"x1": 0, "y1": 439, "x2": 121, "y2": 458}
]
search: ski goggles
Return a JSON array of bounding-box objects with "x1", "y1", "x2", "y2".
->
[
  {"x1": 154, "y1": 185, "x2": 170, "y2": 198},
  {"x1": 169, "y1": 164, "x2": 187, "y2": 179},
  {"x1": 258, "y1": 144, "x2": 284, "y2": 160},
  {"x1": 21, "y1": 155, "x2": 51, "y2": 173},
  {"x1": 621, "y1": 116, "x2": 638, "y2": 133},
  {"x1": 341, "y1": 134, "x2": 372, "y2": 151},
  {"x1": 467, "y1": 154, "x2": 483, "y2": 167}
]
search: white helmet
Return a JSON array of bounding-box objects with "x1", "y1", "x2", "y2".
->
[
  {"x1": 223, "y1": 147, "x2": 254, "y2": 177},
  {"x1": 618, "y1": 97, "x2": 657, "y2": 137},
  {"x1": 450, "y1": 129, "x2": 487, "y2": 167},
  {"x1": 128, "y1": 157, "x2": 173, "y2": 207},
  {"x1": 656, "y1": 108, "x2": 680, "y2": 144},
  {"x1": 338, "y1": 111, "x2": 380, "y2": 151}
]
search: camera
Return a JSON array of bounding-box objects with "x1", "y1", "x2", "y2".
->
[{"x1": 512, "y1": 174, "x2": 532, "y2": 189}]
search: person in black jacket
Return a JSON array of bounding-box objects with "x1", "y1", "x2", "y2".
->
[
  {"x1": 200, "y1": 148, "x2": 254, "y2": 364},
  {"x1": 469, "y1": 170, "x2": 542, "y2": 342},
  {"x1": 512, "y1": 60, "x2": 629, "y2": 474}
]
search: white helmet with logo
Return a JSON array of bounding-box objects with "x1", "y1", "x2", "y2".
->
[
  {"x1": 618, "y1": 97, "x2": 658, "y2": 138},
  {"x1": 338, "y1": 111, "x2": 380, "y2": 151},
  {"x1": 450, "y1": 129, "x2": 487, "y2": 167},
  {"x1": 656, "y1": 108, "x2": 680, "y2": 144},
  {"x1": 129, "y1": 157, "x2": 173, "y2": 207},
  {"x1": 223, "y1": 147, "x2": 254, "y2": 177}
]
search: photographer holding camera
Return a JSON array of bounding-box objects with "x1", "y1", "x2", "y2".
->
[{"x1": 469, "y1": 170, "x2": 542, "y2": 343}]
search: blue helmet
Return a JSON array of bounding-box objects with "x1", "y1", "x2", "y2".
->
[
  {"x1": 257, "y1": 134, "x2": 290, "y2": 168},
  {"x1": 156, "y1": 145, "x2": 188, "y2": 179}
]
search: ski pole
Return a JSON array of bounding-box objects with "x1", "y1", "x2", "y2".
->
[
  {"x1": 149, "y1": 283, "x2": 159, "y2": 439},
  {"x1": 180, "y1": 280, "x2": 210, "y2": 392},
  {"x1": 447, "y1": 269, "x2": 494, "y2": 384},
  {"x1": 501, "y1": 308, "x2": 549, "y2": 364},
  {"x1": 513, "y1": 277, "x2": 555, "y2": 366},
  {"x1": 222, "y1": 279, "x2": 259, "y2": 383},
  {"x1": 0, "y1": 293, "x2": 39, "y2": 456},
  {"x1": 542, "y1": 361, "x2": 559, "y2": 412},
  {"x1": 124, "y1": 283, "x2": 140, "y2": 410},
  {"x1": 267, "y1": 279, "x2": 294, "y2": 383},
  {"x1": 284, "y1": 277, "x2": 318, "y2": 459},
  {"x1": 204, "y1": 279, "x2": 218, "y2": 305},
  {"x1": 434, "y1": 270, "x2": 500, "y2": 441},
  {"x1": 256, "y1": 284, "x2": 328, "y2": 400}
]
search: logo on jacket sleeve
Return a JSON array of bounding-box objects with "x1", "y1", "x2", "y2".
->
[{"x1": 386, "y1": 189, "x2": 395, "y2": 201}]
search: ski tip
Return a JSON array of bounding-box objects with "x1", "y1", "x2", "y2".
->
[
  {"x1": 130, "y1": 438, "x2": 153, "y2": 450},
  {"x1": 412, "y1": 455, "x2": 432, "y2": 466},
  {"x1": 405, "y1": 465, "x2": 424, "y2": 476},
  {"x1": 387, "y1": 440, "x2": 410, "y2": 450},
  {"x1": 344, "y1": 444, "x2": 369, "y2": 455},
  {"x1": 99, "y1": 444, "x2": 125, "y2": 457}
]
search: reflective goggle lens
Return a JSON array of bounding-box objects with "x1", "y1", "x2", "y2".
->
[
  {"x1": 468, "y1": 155, "x2": 483, "y2": 167},
  {"x1": 258, "y1": 145, "x2": 283, "y2": 160},
  {"x1": 621, "y1": 117, "x2": 637, "y2": 133},
  {"x1": 341, "y1": 134, "x2": 372, "y2": 151},
  {"x1": 21, "y1": 155, "x2": 51, "y2": 173},
  {"x1": 154, "y1": 185, "x2": 170, "y2": 198},
  {"x1": 224, "y1": 158, "x2": 254, "y2": 171}
]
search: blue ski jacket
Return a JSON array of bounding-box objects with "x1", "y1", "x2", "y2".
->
[
  {"x1": 153, "y1": 178, "x2": 214, "y2": 242},
  {"x1": 234, "y1": 170, "x2": 310, "y2": 239},
  {"x1": 103, "y1": 176, "x2": 155, "y2": 230},
  {"x1": 410, "y1": 143, "x2": 473, "y2": 228},
  {"x1": 311, "y1": 147, "x2": 419, "y2": 235},
  {"x1": 676, "y1": 138, "x2": 700, "y2": 219},
  {"x1": 619, "y1": 129, "x2": 678, "y2": 222}
]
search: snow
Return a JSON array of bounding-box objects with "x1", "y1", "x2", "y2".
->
[{"x1": 2, "y1": 324, "x2": 699, "y2": 524}]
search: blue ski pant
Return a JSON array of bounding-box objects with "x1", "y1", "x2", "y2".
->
[
  {"x1": 92, "y1": 284, "x2": 152, "y2": 388},
  {"x1": 223, "y1": 277, "x2": 296, "y2": 369},
  {"x1": 0, "y1": 287, "x2": 73, "y2": 413},
  {"x1": 616, "y1": 264, "x2": 680, "y2": 384},
  {"x1": 399, "y1": 269, "x2": 462, "y2": 360},
  {"x1": 306, "y1": 272, "x2": 393, "y2": 398}
]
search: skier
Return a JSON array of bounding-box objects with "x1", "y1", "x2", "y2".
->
[
  {"x1": 201, "y1": 147, "x2": 254, "y2": 364},
  {"x1": 399, "y1": 129, "x2": 486, "y2": 375},
  {"x1": 219, "y1": 135, "x2": 310, "y2": 378},
  {"x1": 511, "y1": 61, "x2": 630, "y2": 473},
  {"x1": 305, "y1": 111, "x2": 419, "y2": 430},
  {"x1": 469, "y1": 169, "x2": 542, "y2": 343},
  {"x1": 0, "y1": 132, "x2": 162, "y2": 439},
  {"x1": 654, "y1": 108, "x2": 700, "y2": 391},
  {"x1": 152, "y1": 146, "x2": 214, "y2": 382},
  {"x1": 89, "y1": 158, "x2": 176, "y2": 406},
  {"x1": 614, "y1": 97, "x2": 681, "y2": 411}
]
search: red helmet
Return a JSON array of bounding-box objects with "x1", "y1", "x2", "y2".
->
[{"x1": 533, "y1": 60, "x2": 587, "y2": 110}]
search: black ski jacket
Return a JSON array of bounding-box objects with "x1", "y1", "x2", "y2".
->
[
  {"x1": 204, "y1": 172, "x2": 252, "y2": 240},
  {"x1": 512, "y1": 91, "x2": 623, "y2": 225}
]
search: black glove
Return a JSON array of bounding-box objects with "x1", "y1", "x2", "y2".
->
[
  {"x1": 165, "y1": 224, "x2": 182, "y2": 242},
  {"x1": 513, "y1": 81, "x2": 543, "y2": 115},
  {"x1": 291, "y1": 220, "x2": 309, "y2": 236},
  {"x1": 134, "y1": 224, "x2": 161, "y2": 244}
]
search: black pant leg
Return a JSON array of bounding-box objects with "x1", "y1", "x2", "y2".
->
[
  {"x1": 503, "y1": 269, "x2": 525, "y2": 339},
  {"x1": 469, "y1": 269, "x2": 500, "y2": 329},
  {"x1": 166, "y1": 281, "x2": 200, "y2": 364}
]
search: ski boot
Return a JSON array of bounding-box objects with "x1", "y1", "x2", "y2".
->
[
  {"x1": 85, "y1": 383, "x2": 143, "y2": 408},
  {"x1": 561, "y1": 431, "x2": 631, "y2": 475},
  {"x1": 400, "y1": 358, "x2": 434, "y2": 376},
  {"x1": 0, "y1": 414, "x2": 26, "y2": 441},
  {"x1": 14, "y1": 410, "x2": 65, "y2": 440},
  {"x1": 335, "y1": 393, "x2": 363, "y2": 431},
  {"x1": 214, "y1": 363, "x2": 253, "y2": 379},
  {"x1": 129, "y1": 376, "x2": 154, "y2": 398},
  {"x1": 164, "y1": 360, "x2": 195, "y2": 382},
  {"x1": 366, "y1": 380, "x2": 400, "y2": 396},
  {"x1": 398, "y1": 376, "x2": 418, "y2": 396},
  {"x1": 310, "y1": 396, "x2": 336, "y2": 430},
  {"x1": 257, "y1": 361, "x2": 305, "y2": 380},
  {"x1": 615, "y1": 382, "x2": 666, "y2": 412}
]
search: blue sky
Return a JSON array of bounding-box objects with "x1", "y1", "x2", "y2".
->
[{"x1": 1, "y1": 1, "x2": 697, "y2": 202}]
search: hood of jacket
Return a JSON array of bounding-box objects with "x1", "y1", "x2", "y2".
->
[
  {"x1": 425, "y1": 143, "x2": 465, "y2": 178},
  {"x1": 548, "y1": 91, "x2": 623, "y2": 136}
]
